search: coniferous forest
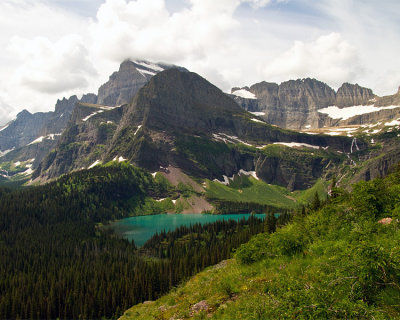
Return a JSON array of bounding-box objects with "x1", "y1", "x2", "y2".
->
[{"x1": 0, "y1": 162, "x2": 282, "y2": 319}]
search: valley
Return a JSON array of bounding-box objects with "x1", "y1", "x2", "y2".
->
[{"x1": 0, "y1": 59, "x2": 399, "y2": 319}]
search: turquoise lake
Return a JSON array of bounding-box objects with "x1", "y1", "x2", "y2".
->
[{"x1": 109, "y1": 213, "x2": 266, "y2": 247}]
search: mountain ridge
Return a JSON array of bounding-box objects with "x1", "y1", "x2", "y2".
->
[
  {"x1": 33, "y1": 69, "x2": 355, "y2": 192},
  {"x1": 232, "y1": 79, "x2": 399, "y2": 130}
]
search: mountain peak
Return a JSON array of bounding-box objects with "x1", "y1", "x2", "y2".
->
[
  {"x1": 123, "y1": 68, "x2": 245, "y2": 133},
  {"x1": 16, "y1": 109, "x2": 32, "y2": 118},
  {"x1": 97, "y1": 59, "x2": 185, "y2": 107}
]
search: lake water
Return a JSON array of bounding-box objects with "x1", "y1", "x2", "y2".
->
[{"x1": 109, "y1": 213, "x2": 266, "y2": 247}]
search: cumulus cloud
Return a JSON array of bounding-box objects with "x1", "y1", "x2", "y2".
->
[
  {"x1": 263, "y1": 33, "x2": 363, "y2": 88},
  {"x1": 89, "y1": 0, "x2": 241, "y2": 64},
  {"x1": 9, "y1": 35, "x2": 97, "y2": 94},
  {"x1": 0, "y1": 94, "x2": 17, "y2": 126}
]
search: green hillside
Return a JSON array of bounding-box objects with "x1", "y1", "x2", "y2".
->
[
  {"x1": 121, "y1": 166, "x2": 400, "y2": 319},
  {"x1": 206, "y1": 176, "x2": 328, "y2": 209}
]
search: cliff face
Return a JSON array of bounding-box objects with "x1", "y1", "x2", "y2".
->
[
  {"x1": 231, "y1": 79, "x2": 399, "y2": 130},
  {"x1": 335, "y1": 83, "x2": 375, "y2": 107}
]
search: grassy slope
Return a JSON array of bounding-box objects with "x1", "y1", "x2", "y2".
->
[
  {"x1": 120, "y1": 170, "x2": 400, "y2": 320},
  {"x1": 206, "y1": 176, "x2": 328, "y2": 209},
  {"x1": 206, "y1": 177, "x2": 297, "y2": 208}
]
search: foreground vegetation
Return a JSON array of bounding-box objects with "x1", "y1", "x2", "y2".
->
[{"x1": 121, "y1": 167, "x2": 400, "y2": 319}]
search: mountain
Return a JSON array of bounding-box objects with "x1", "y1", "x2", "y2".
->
[
  {"x1": 0, "y1": 109, "x2": 53, "y2": 153},
  {"x1": 34, "y1": 69, "x2": 355, "y2": 192},
  {"x1": 0, "y1": 59, "x2": 181, "y2": 182},
  {"x1": 97, "y1": 59, "x2": 187, "y2": 106},
  {"x1": 232, "y1": 79, "x2": 400, "y2": 130}
]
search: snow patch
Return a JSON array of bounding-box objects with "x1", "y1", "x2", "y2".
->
[
  {"x1": 82, "y1": 111, "x2": 102, "y2": 122},
  {"x1": 333, "y1": 128, "x2": 358, "y2": 132},
  {"x1": 0, "y1": 148, "x2": 14, "y2": 157},
  {"x1": 118, "y1": 156, "x2": 127, "y2": 162},
  {"x1": 172, "y1": 199, "x2": 177, "y2": 204},
  {"x1": 134, "y1": 125, "x2": 142, "y2": 135},
  {"x1": 28, "y1": 133, "x2": 62, "y2": 145},
  {"x1": 134, "y1": 61, "x2": 165, "y2": 72},
  {"x1": 14, "y1": 161, "x2": 21, "y2": 166},
  {"x1": 318, "y1": 105, "x2": 400, "y2": 120},
  {"x1": 214, "y1": 169, "x2": 259, "y2": 185},
  {"x1": 214, "y1": 175, "x2": 231, "y2": 186},
  {"x1": 156, "y1": 198, "x2": 166, "y2": 202},
  {"x1": 29, "y1": 136, "x2": 45, "y2": 145},
  {"x1": 23, "y1": 168, "x2": 33, "y2": 175},
  {"x1": 305, "y1": 125, "x2": 311, "y2": 129},
  {"x1": 212, "y1": 133, "x2": 252, "y2": 146},
  {"x1": 370, "y1": 129, "x2": 381, "y2": 134},
  {"x1": 249, "y1": 111, "x2": 265, "y2": 116},
  {"x1": 137, "y1": 68, "x2": 157, "y2": 77},
  {"x1": 0, "y1": 123, "x2": 10, "y2": 132},
  {"x1": 238, "y1": 169, "x2": 259, "y2": 180},
  {"x1": 251, "y1": 118, "x2": 265, "y2": 123},
  {"x1": 232, "y1": 89, "x2": 257, "y2": 99},
  {"x1": 384, "y1": 119, "x2": 400, "y2": 127},
  {"x1": 273, "y1": 142, "x2": 320, "y2": 149},
  {"x1": 88, "y1": 160, "x2": 101, "y2": 169},
  {"x1": 322, "y1": 127, "x2": 358, "y2": 136},
  {"x1": 151, "y1": 172, "x2": 157, "y2": 178},
  {"x1": 82, "y1": 106, "x2": 116, "y2": 122}
]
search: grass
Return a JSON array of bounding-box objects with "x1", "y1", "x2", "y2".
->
[
  {"x1": 293, "y1": 179, "x2": 329, "y2": 204},
  {"x1": 205, "y1": 176, "x2": 327, "y2": 209}
]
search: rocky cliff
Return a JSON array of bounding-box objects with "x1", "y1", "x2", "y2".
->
[{"x1": 232, "y1": 79, "x2": 398, "y2": 130}]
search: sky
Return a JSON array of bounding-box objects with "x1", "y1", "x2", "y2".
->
[{"x1": 0, "y1": 0, "x2": 399, "y2": 125}]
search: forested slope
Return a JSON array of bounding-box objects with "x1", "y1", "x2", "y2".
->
[{"x1": 0, "y1": 162, "x2": 273, "y2": 319}]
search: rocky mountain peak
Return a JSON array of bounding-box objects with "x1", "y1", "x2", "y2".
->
[
  {"x1": 336, "y1": 83, "x2": 375, "y2": 107},
  {"x1": 96, "y1": 59, "x2": 185, "y2": 107},
  {"x1": 54, "y1": 95, "x2": 79, "y2": 115},
  {"x1": 80, "y1": 93, "x2": 98, "y2": 104},
  {"x1": 122, "y1": 68, "x2": 244, "y2": 133},
  {"x1": 16, "y1": 109, "x2": 32, "y2": 119}
]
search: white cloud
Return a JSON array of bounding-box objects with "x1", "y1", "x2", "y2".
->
[
  {"x1": 9, "y1": 35, "x2": 97, "y2": 94},
  {"x1": 263, "y1": 33, "x2": 363, "y2": 88},
  {"x1": 0, "y1": 94, "x2": 17, "y2": 126},
  {"x1": 89, "y1": 0, "x2": 240, "y2": 63}
]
